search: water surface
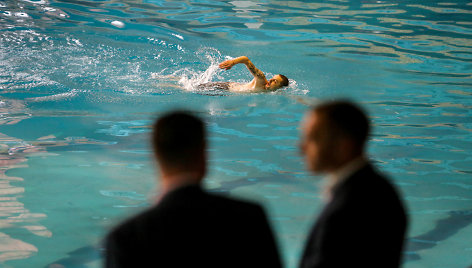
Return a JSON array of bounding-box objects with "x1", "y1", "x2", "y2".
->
[{"x1": 1, "y1": 0, "x2": 471, "y2": 267}]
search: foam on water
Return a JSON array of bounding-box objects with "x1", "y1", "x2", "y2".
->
[
  {"x1": 151, "y1": 47, "x2": 225, "y2": 92},
  {"x1": 25, "y1": 89, "x2": 81, "y2": 102},
  {"x1": 151, "y1": 47, "x2": 307, "y2": 95}
]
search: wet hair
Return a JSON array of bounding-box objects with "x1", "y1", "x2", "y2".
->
[
  {"x1": 152, "y1": 111, "x2": 205, "y2": 168},
  {"x1": 312, "y1": 100, "x2": 370, "y2": 150},
  {"x1": 278, "y1": 74, "x2": 289, "y2": 87}
]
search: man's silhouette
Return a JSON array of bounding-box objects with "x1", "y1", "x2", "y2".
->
[
  {"x1": 105, "y1": 111, "x2": 281, "y2": 268},
  {"x1": 299, "y1": 100, "x2": 408, "y2": 268}
]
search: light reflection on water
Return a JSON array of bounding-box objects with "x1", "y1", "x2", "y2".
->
[{"x1": 1, "y1": 0, "x2": 472, "y2": 267}]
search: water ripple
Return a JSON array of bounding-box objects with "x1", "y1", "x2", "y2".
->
[{"x1": 1, "y1": 1, "x2": 472, "y2": 267}]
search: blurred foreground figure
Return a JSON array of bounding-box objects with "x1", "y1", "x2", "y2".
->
[
  {"x1": 105, "y1": 111, "x2": 281, "y2": 268},
  {"x1": 299, "y1": 100, "x2": 408, "y2": 268}
]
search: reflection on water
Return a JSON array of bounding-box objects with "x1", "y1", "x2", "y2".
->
[
  {"x1": 0, "y1": 100, "x2": 115, "y2": 263},
  {"x1": 0, "y1": 129, "x2": 49, "y2": 262},
  {"x1": 0, "y1": 101, "x2": 45, "y2": 260},
  {"x1": 0, "y1": 132, "x2": 113, "y2": 263}
]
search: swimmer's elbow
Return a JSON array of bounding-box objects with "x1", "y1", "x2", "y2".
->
[{"x1": 237, "y1": 56, "x2": 250, "y2": 64}]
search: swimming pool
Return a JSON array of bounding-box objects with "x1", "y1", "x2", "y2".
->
[{"x1": 1, "y1": 0, "x2": 471, "y2": 267}]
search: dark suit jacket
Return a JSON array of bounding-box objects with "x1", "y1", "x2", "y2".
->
[
  {"x1": 299, "y1": 164, "x2": 408, "y2": 268},
  {"x1": 105, "y1": 184, "x2": 282, "y2": 268}
]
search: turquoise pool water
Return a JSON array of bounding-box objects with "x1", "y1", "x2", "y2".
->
[{"x1": 1, "y1": 0, "x2": 471, "y2": 267}]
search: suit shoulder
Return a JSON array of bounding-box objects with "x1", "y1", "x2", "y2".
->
[
  {"x1": 206, "y1": 191, "x2": 265, "y2": 213},
  {"x1": 337, "y1": 165, "x2": 406, "y2": 211},
  {"x1": 106, "y1": 205, "x2": 160, "y2": 238},
  {"x1": 349, "y1": 165, "x2": 398, "y2": 192}
]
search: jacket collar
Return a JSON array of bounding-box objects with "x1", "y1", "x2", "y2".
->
[
  {"x1": 323, "y1": 156, "x2": 368, "y2": 202},
  {"x1": 156, "y1": 182, "x2": 202, "y2": 205}
]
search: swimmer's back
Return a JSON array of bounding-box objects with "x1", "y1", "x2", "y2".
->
[{"x1": 197, "y1": 82, "x2": 231, "y2": 91}]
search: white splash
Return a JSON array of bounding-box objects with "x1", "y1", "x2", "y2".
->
[
  {"x1": 285, "y1": 79, "x2": 308, "y2": 95},
  {"x1": 21, "y1": 0, "x2": 48, "y2": 4},
  {"x1": 43, "y1": 6, "x2": 69, "y2": 18},
  {"x1": 171, "y1": 33, "x2": 184, "y2": 40},
  {"x1": 25, "y1": 89, "x2": 79, "y2": 102},
  {"x1": 178, "y1": 47, "x2": 224, "y2": 91},
  {"x1": 111, "y1": 20, "x2": 125, "y2": 28},
  {"x1": 14, "y1": 12, "x2": 29, "y2": 18},
  {"x1": 178, "y1": 64, "x2": 219, "y2": 91},
  {"x1": 150, "y1": 47, "x2": 225, "y2": 92}
]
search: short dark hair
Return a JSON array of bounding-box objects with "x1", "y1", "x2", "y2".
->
[
  {"x1": 152, "y1": 111, "x2": 205, "y2": 168},
  {"x1": 313, "y1": 100, "x2": 370, "y2": 150},
  {"x1": 278, "y1": 74, "x2": 289, "y2": 87}
]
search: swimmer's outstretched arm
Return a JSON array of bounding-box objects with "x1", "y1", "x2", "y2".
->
[{"x1": 219, "y1": 56, "x2": 266, "y2": 80}]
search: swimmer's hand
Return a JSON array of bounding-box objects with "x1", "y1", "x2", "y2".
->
[{"x1": 219, "y1": 59, "x2": 234, "y2": 70}]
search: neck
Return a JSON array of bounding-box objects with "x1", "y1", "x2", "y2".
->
[
  {"x1": 329, "y1": 155, "x2": 366, "y2": 177},
  {"x1": 160, "y1": 171, "x2": 202, "y2": 195},
  {"x1": 328, "y1": 146, "x2": 364, "y2": 172},
  {"x1": 322, "y1": 155, "x2": 367, "y2": 202}
]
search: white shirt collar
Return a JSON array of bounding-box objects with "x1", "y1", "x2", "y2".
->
[{"x1": 322, "y1": 156, "x2": 368, "y2": 202}]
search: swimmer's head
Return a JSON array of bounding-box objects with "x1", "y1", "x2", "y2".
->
[{"x1": 266, "y1": 74, "x2": 289, "y2": 91}]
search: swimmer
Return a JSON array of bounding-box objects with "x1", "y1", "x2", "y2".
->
[{"x1": 198, "y1": 56, "x2": 289, "y2": 93}]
